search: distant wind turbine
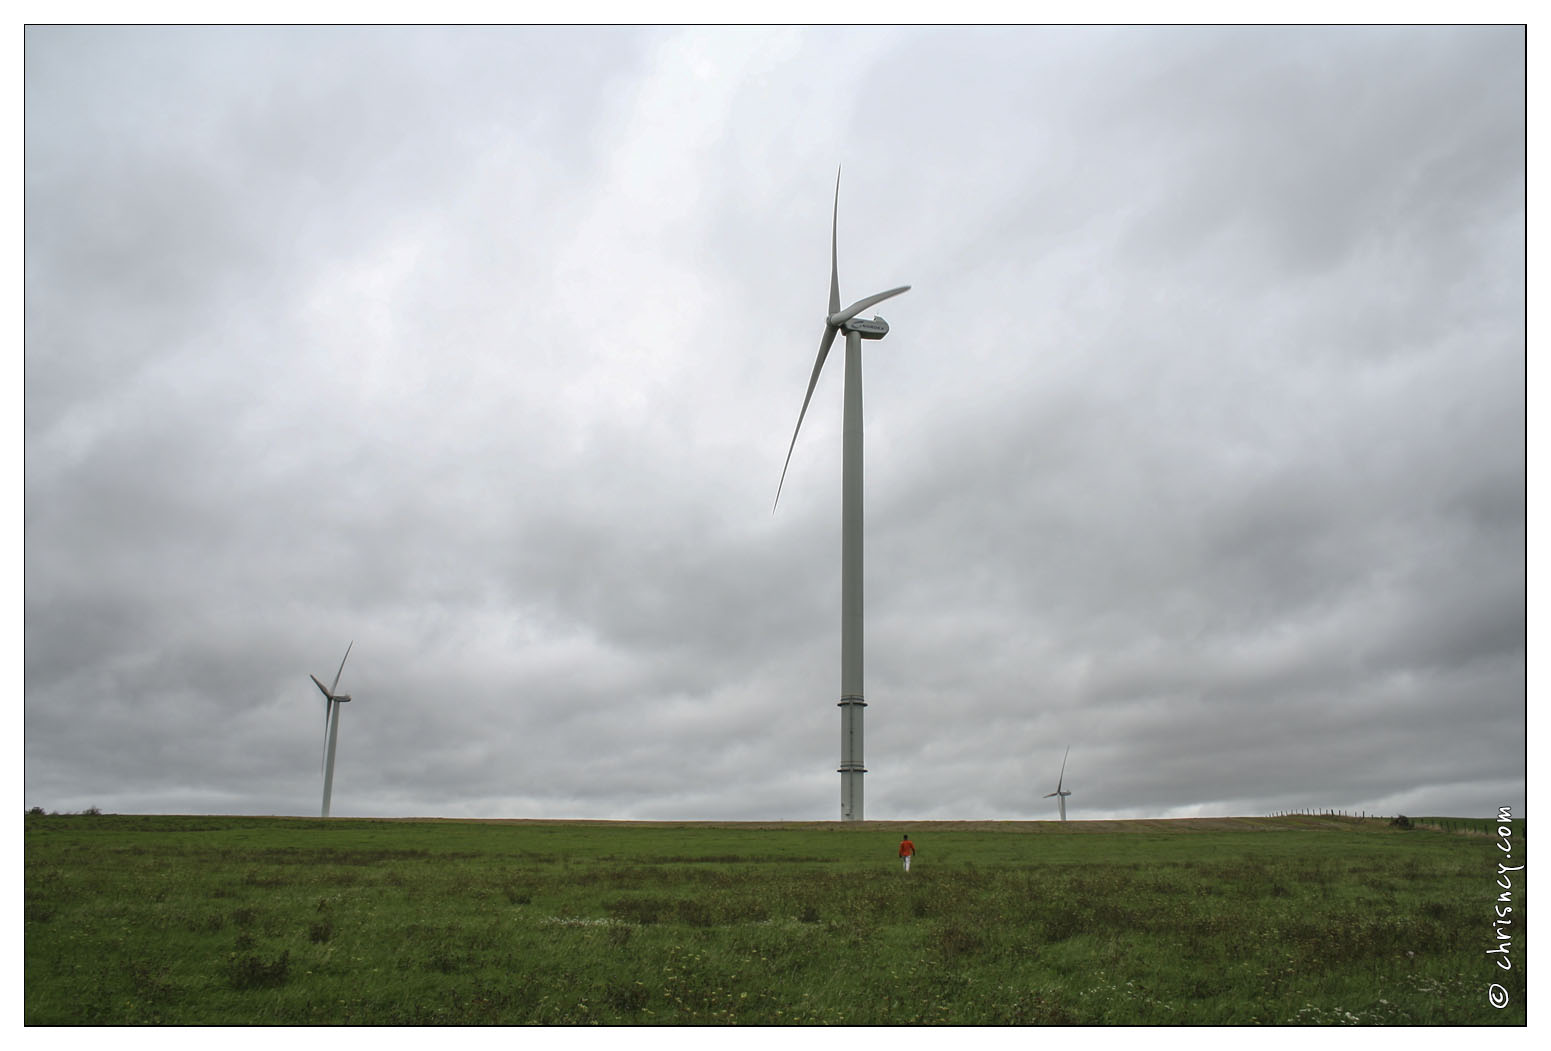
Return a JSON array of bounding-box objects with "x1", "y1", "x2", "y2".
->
[
  {"x1": 1044, "y1": 746, "x2": 1072, "y2": 821},
  {"x1": 310, "y1": 642, "x2": 353, "y2": 819},
  {"x1": 775, "y1": 168, "x2": 910, "y2": 822}
]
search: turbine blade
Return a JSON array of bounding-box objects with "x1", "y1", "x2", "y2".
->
[
  {"x1": 773, "y1": 324, "x2": 839, "y2": 511},
  {"x1": 310, "y1": 674, "x2": 332, "y2": 700},
  {"x1": 829, "y1": 168, "x2": 841, "y2": 317},
  {"x1": 330, "y1": 641, "x2": 353, "y2": 695},
  {"x1": 832, "y1": 285, "x2": 910, "y2": 326},
  {"x1": 1057, "y1": 745, "x2": 1069, "y2": 792}
]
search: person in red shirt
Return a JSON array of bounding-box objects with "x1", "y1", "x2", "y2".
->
[{"x1": 898, "y1": 833, "x2": 915, "y2": 872}]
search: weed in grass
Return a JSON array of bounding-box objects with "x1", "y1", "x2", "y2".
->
[
  {"x1": 935, "y1": 921, "x2": 987, "y2": 959},
  {"x1": 129, "y1": 958, "x2": 174, "y2": 999},
  {"x1": 226, "y1": 949, "x2": 290, "y2": 990},
  {"x1": 676, "y1": 899, "x2": 714, "y2": 927},
  {"x1": 603, "y1": 980, "x2": 649, "y2": 1013},
  {"x1": 604, "y1": 897, "x2": 669, "y2": 925},
  {"x1": 189, "y1": 912, "x2": 226, "y2": 934}
]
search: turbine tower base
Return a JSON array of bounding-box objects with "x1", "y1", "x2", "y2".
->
[{"x1": 838, "y1": 695, "x2": 866, "y2": 822}]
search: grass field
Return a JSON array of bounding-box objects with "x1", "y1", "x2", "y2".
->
[{"x1": 24, "y1": 813, "x2": 1525, "y2": 1025}]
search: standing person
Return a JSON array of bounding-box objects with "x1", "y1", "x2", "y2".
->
[{"x1": 898, "y1": 833, "x2": 915, "y2": 872}]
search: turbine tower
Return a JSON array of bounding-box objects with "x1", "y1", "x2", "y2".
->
[
  {"x1": 310, "y1": 642, "x2": 353, "y2": 818},
  {"x1": 1044, "y1": 746, "x2": 1072, "y2": 821},
  {"x1": 776, "y1": 169, "x2": 910, "y2": 822}
]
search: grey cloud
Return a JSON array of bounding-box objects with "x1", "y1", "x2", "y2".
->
[{"x1": 24, "y1": 26, "x2": 1523, "y2": 822}]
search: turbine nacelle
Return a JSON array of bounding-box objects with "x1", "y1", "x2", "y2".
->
[
  {"x1": 310, "y1": 675, "x2": 351, "y2": 702},
  {"x1": 842, "y1": 315, "x2": 891, "y2": 339}
]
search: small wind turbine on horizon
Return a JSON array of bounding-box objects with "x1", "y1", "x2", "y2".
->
[
  {"x1": 775, "y1": 168, "x2": 910, "y2": 823},
  {"x1": 1044, "y1": 746, "x2": 1073, "y2": 821},
  {"x1": 310, "y1": 643, "x2": 353, "y2": 819}
]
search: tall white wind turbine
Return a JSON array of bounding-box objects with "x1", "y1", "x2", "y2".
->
[
  {"x1": 776, "y1": 169, "x2": 910, "y2": 823},
  {"x1": 310, "y1": 642, "x2": 353, "y2": 818},
  {"x1": 1044, "y1": 746, "x2": 1073, "y2": 821}
]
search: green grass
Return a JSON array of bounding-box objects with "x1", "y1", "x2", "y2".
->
[{"x1": 24, "y1": 813, "x2": 1525, "y2": 1025}]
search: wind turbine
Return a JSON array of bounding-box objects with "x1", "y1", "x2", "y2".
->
[
  {"x1": 310, "y1": 642, "x2": 353, "y2": 818},
  {"x1": 776, "y1": 168, "x2": 910, "y2": 822},
  {"x1": 1044, "y1": 746, "x2": 1072, "y2": 821}
]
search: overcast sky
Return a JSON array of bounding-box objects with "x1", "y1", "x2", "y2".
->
[{"x1": 23, "y1": 26, "x2": 1525, "y2": 822}]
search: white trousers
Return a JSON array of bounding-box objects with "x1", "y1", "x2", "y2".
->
[{"x1": 901, "y1": 855, "x2": 911, "y2": 871}]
